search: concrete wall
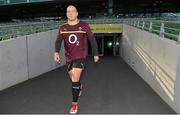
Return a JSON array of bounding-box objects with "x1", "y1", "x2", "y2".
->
[
  {"x1": 121, "y1": 24, "x2": 180, "y2": 113},
  {"x1": 0, "y1": 37, "x2": 28, "y2": 91},
  {"x1": 27, "y1": 30, "x2": 65, "y2": 78},
  {"x1": 0, "y1": 29, "x2": 65, "y2": 90}
]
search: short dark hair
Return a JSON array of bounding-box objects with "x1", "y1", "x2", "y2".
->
[{"x1": 66, "y1": 5, "x2": 78, "y2": 12}]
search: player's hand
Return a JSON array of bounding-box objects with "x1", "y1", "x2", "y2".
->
[
  {"x1": 54, "y1": 52, "x2": 60, "y2": 63},
  {"x1": 94, "y1": 56, "x2": 99, "y2": 63}
]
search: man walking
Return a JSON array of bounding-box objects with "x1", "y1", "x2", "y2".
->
[{"x1": 54, "y1": 5, "x2": 99, "y2": 114}]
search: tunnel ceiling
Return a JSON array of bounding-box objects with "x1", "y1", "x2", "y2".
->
[{"x1": 0, "y1": 0, "x2": 180, "y2": 21}]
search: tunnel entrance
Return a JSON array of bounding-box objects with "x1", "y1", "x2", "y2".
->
[{"x1": 88, "y1": 33, "x2": 121, "y2": 56}]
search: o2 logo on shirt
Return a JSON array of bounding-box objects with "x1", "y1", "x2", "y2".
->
[{"x1": 68, "y1": 34, "x2": 79, "y2": 46}]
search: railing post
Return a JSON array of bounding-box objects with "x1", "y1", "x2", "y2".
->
[
  {"x1": 149, "y1": 22, "x2": 152, "y2": 32},
  {"x1": 131, "y1": 20, "x2": 133, "y2": 26},
  {"x1": 134, "y1": 20, "x2": 136, "y2": 27},
  {"x1": 30, "y1": 25, "x2": 34, "y2": 34},
  {"x1": 178, "y1": 32, "x2": 180, "y2": 42},
  {"x1": 160, "y1": 23, "x2": 164, "y2": 38},
  {"x1": 142, "y1": 21, "x2": 145, "y2": 29},
  {"x1": 42, "y1": 23, "x2": 45, "y2": 31},
  {"x1": 137, "y1": 21, "x2": 140, "y2": 27},
  {"x1": 7, "y1": 0, "x2": 10, "y2": 4}
]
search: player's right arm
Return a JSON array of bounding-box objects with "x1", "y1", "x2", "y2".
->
[{"x1": 54, "y1": 26, "x2": 63, "y2": 63}]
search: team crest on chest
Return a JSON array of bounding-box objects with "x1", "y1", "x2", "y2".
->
[{"x1": 78, "y1": 27, "x2": 82, "y2": 31}]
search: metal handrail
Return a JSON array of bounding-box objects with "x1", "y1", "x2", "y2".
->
[
  {"x1": 0, "y1": 18, "x2": 180, "y2": 42},
  {"x1": 125, "y1": 19, "x2": 180, "y2": 42}
]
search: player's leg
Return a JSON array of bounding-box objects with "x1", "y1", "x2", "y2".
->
[
  {"x1": 68, "y1": 68, "x2": 83, "y2": 97},
  {"x1": 67, "y1": 62, "x2": 78, "y2": 114},
  {"x1": 69, "y1": 68, "x2": 83, "y2": 114},
  {"x1": 71, "y1": 59, "x2": 85, "y2": 98},
  {"x1": 69, "y1": 60, "x2": 85, "y2": 114}
]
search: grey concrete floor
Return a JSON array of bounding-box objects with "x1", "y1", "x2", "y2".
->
[{"x1": 0, "y1": 56, "x2": 176, "y2": 114}]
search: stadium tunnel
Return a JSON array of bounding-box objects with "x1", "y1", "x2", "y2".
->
[
  {"x1": 88, "y1": 31, "x2": 122, "y2": 56},
  {"x1": 0, "y1": 0, "x2": 180, "y2": 114}
]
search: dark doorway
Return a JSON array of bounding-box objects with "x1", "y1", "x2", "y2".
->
[
  {"x1": 104, "y1": 36, "x2": 114, "y2": 56},
  {"x1": 88, "y1": 34, "x2": 121, "y2": 56}
]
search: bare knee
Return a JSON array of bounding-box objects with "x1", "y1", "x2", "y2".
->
[{"x1": 71, "y1": 68, "x2": 82, "y2": 82}]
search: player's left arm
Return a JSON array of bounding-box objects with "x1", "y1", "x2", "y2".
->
[{"x1": 84, "y1": 23, "x2": 99, "y2": 63}]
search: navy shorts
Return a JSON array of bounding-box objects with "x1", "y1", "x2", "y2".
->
[{"x1": 66, "y1": 59, "x2": 85, "y2": 72}]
